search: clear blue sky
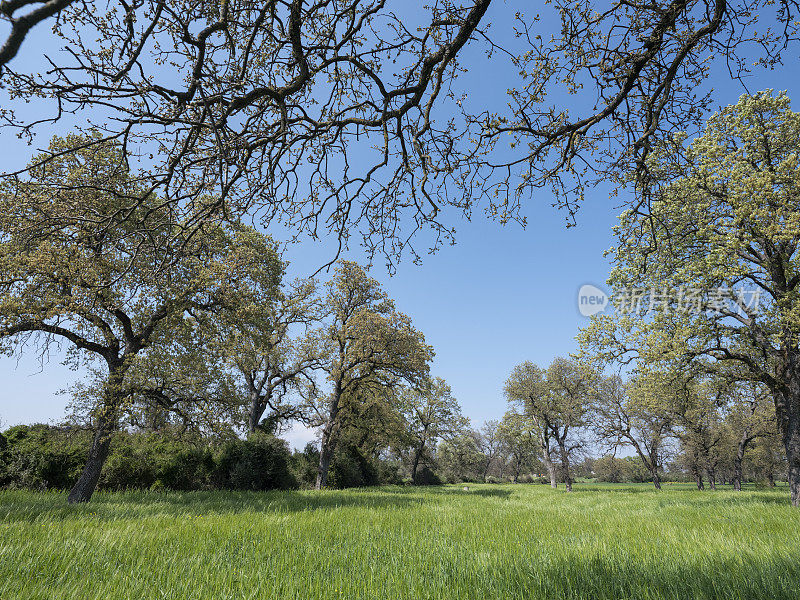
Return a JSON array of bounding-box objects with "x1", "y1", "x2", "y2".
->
[{"x1": 1, "y1": 2, "x2": 798, "y2": 447}]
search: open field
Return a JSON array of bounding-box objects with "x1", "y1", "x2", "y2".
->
[{"x1": 1, "y1": 483, "x2": 799, "y2": 600}]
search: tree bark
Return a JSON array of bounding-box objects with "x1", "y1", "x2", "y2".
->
[
  {"x1": 68, "y1": 367, "x2": 123, "y2": 503},
  {"x1": 690, "y1": 464, "x2": 704, "y2": 490},
  {"x1": 733, "y1": 430, "x2": 750, "y2": 492},
  {"x1": 540, "y1": 444, "x2": 557, "y2": 488},
  {"x1": 316, "y1": 396, "x2": 340, "y2": 490},
  {"x1": 707, "y1": 470, "x2": 717, "y2": 490},
  {"x1": 411, "y1": 442, "x2": 424, "y2": 484},
  {"x1": 248, "y1": 391, "x2": 264, "y2": 434},
  {"x1": 778, "y1": 395, "x2": 800, "y2": 506},
  {"x1": 631, "y1": 441, "x2": 661, "y2": 491},
  {"x1": 316, "y1": 441, "x2": 334, "y2": 490},
  {"x1": 557, "y1": 439, "x2": 572, "y2": 492},
  {"x1": 68, "y1": 426, "x2": 114, "y2": 503}
]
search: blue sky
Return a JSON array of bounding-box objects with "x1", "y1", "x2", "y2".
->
[{"x1": 1, "y1": 2, "x2": 799, "y2": 448}]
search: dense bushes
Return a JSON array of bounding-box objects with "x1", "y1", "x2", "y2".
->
[
  {"x1": 100, "y1": 434, "x2": 217, "y2": 491},
  {"x1": 0, "y1": 425, "x2": 90, "y2": 490},
  {"x1": 213, "y1": 433, "x2": 296, "y2": 491},
  {"x1": 0, "y1": 425, "x2": 297, "y2": 492},
  {"x1": 0, "y1": 425, "x2": 413, "y2": 492},
  {"x1": 413, "y1": 466, "x2": 442, "y2": 486}
]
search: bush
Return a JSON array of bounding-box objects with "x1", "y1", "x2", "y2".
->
[
  {"x1": 158, "y1": 446, "x2": 215, "y2": 490},
  {"x1": 0, "y1": 425, "x2": 89, "y2": 490},
  {"x1": 213, "y1": 433, "x2": 297, "y2": 491},
  {"x1": 290, "y1": 443, "x2": 320, "y2": 489},
  {"x1": 101, "y1": 443, "x2": 156, "y2": 490},
  {"x1": 413, "y1": 466, "x2": 441, "y2": 486},
  {"x1": 376, "y1": 459, "x2": 404, "y2": 486},
  {"x1": 99, "y1": 432, "x2": 216, "y2": 491},
  {"x1": 1, "y1": 425, "x2": 295, "y2": 492},
  {"x1": 328, "y1": 445, "x2": 378, "y2": 489}
]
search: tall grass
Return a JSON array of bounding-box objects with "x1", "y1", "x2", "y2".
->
[{"x1": 1, "y1": 483, "x2": 798, "y2": 599}]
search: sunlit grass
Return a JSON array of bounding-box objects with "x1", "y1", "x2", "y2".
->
[{"x1": 1, "y1": 483, "x2": 798, "y2": 599}]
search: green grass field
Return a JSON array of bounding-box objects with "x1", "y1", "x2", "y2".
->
[{"x1": 1, "y1": 483, "x2": 799, "y2": 600}]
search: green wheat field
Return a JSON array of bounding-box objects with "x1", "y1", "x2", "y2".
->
[{"x1": 1, "y1": 483, "x2": 798, "y2": 600}]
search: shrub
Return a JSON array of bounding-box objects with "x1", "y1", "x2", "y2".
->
[
  {"x1": 0, "y1": 425, "x2": 89, "y2": 490},
  {"x1": 413, "y1": 466, "x2": 441, "y2": 486},
  {"x1": 101, "y1": 443, "x2": 156, "y2": 490},
  {"x1": 328, "y1": 445, "x2": 378, "y2": 489},
  {"x1": 376, "y1": 459, "x2": 404, "y2": 486},
  {"x1": 290, "y1": 443, "x2": 320, "y2": 489},
  {"x1": 214, "y1": 433, "x2": 297, "y2": 491}
]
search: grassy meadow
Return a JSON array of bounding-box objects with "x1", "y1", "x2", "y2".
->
[{"x1": 1, "y1": 483, "x2": 799, "y2": 600}]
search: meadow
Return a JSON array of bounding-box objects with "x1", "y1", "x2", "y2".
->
[{"x1": 1, "y1": 483, "x2": 798, "y2": 600}]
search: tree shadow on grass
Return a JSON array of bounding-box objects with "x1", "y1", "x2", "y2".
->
[
  {"x1": 473, "y1": 552, "x2": 800, "y2": 600},
  {"x1": 0, "y1": 484, "x2": 518, "y2": 523},
  {"x1": 0, "y1": 488, "x2": 431, "y2": 523},
  {"x1": 412, "y1": 485, "x2": 513, "y2": 500},
  {"x1": 569, "y1": 483, "x2": 791, "y2": 504}
]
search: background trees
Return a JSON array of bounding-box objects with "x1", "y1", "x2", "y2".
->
[
  {"x1": 398, "y1": 377, "x2": 468, "y2": 484},
  {"x1": 591, "y1": 373, "x2": 675, "y2": 489},
  {"x1": 497, "y1": 409, "x2": 540, "y2": 483},
  {"x1": 504, "y1": 362, "x2": 558, "y2": 488},
  {"x1": 504, "y1": 357, "x2": 592, "y2": 491},
  {"x1": 310, "y1": 261, "x2": 432, "y2": 489}
]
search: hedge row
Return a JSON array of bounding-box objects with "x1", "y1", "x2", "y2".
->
[{"x1": 0, "y1": 425, "x2": 403, "y2": 492}]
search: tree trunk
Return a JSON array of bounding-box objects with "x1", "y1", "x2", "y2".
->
[
  {"x1": 690, "y1": 464, "x2": 704, "y2": 490},
  {"x1": 538, "y1": 439, "x2": 557, "y2": 488},
  {"x1": 411, "y1": 443, "x2": 423, "y2": 484},
  {"x1": 68, "y1": 368, "x2": 123, "y2": 504},
  {"x1": 316, "y1": 441, "x2": 334, "y2": 490},
  {"x1": 315, "y1": 396, "x2": 340, "y2": 490},
  {"x1": 557, "y1": 440, "x2": 572, "y2": 492},
  {"x1": 707, "y1": 467, "x2": 717, "y2": 490},
  {"x1": 248, "y1": 391, "x2": 263, "y2": 434},
  {"x1": 68, "y1": 426, "x2": 113, "y2": 503},
  {"x1": 779, "y1": 399, "x2": 800, "y2": 506},
  {"x1": 652, "y1": 468, "x2": 662, "y2": 490},
  {"x1": 733, "y1": 430, "x2": 749, "y2": 491},
  {"x1": 771, "y1": 351, "x2": 800, "y2": 505},
  {"x1": 632, "y1": 443, "x2": 661, "y2": 491}
]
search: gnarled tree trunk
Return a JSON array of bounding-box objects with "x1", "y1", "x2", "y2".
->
[
  {"x1": 68, "y1": 426, "x2": 114, "y2": 503},
  {"x1": 316, "y1": 396, "x2": 341, "y2": 490},
  {"x1": 732, "y1": 429, "x2": 752, "y2": 492},
  {"x1": 68, "y1": 366, "x2": 124, "y2": 503},
  {"x1": 557, "y1": 439, "x2": 572, "y2": 492}
]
